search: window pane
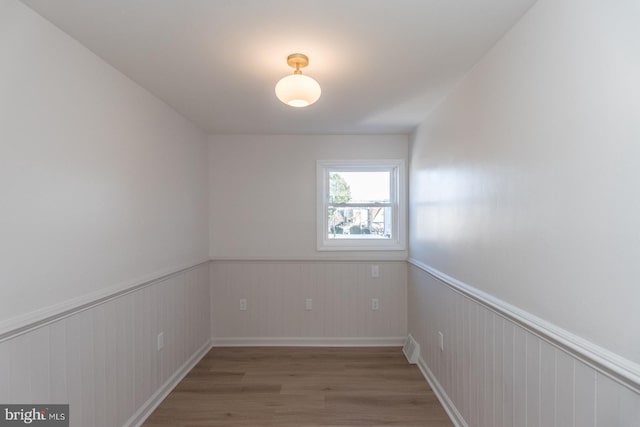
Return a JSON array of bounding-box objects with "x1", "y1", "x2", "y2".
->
[
  {"x1": 327, "y1": 206, "x2": 392, "y2": 239},
  {"x1": 329, "y1": 171, "x2": 390, "y2": 204}
]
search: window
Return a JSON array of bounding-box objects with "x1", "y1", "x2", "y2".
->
[{"x1": 317, "y1": 160, "x2": 406, "y2": 251}]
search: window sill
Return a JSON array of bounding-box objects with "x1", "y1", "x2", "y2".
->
[{"x1": 317, "y1": 241, "x2": 406, "y2": 251}]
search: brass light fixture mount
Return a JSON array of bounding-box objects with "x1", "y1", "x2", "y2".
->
[{"x1": 287, "y1": 53, "x2": 309, "y2": 75}]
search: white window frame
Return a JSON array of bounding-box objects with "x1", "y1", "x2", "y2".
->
[{"x1": 317, "y1": 159, "x2": 406, "y2": 251}]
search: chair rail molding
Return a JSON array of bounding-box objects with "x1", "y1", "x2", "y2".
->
[
  {"x1": 0, "y1": 258, "x2": 211, "y2": 343},
  {"x1": 407, "y1": 258, "x2": 640, "y2": 394}
]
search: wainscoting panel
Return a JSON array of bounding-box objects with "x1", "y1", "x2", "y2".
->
[
  {"x1": 210, "y1": 260, "x2": 407, "y2": 344},
  {"x1": 408, "y1": 262, "x2": 640, "y2": 427},
  {"x1": 0, "y1": 262, "x2": 210, "y2": 427}
]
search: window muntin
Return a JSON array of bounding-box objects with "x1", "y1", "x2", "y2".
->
[{"x1": 317, "y1": 160, "x2": 405, "y2": 251}]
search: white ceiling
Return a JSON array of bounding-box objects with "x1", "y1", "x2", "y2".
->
[{"x1": 22, "y1": 0, "x2": 535, "y2": 135}]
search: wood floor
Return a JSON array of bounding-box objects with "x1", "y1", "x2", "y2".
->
[{"x1": 143, "y1": 347, "x2": 454, "y2": 426}]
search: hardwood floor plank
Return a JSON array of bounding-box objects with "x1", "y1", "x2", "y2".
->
[{"x1": 143, "y1": 347, "x2": 453, "y2": 427}]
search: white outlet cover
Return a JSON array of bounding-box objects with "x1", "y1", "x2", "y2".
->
[
  {"x1": 371, "y1": 298, "x2": 379, "y2": 310},
  {"x1": 305, "y1": 298, "x2": 313, "y2": 310},
  {"x1": 157, "y1": 332, "x2": 164, "y2": 351},
  {"x1": 371, "y1": 265, "x2": 379, "y2": 278},
  {"x1": 239, "y1": 298, "x2": 247, "y2": 311}
]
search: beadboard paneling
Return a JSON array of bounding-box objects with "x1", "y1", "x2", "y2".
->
[
  {"x1": 408, "y1": 263, "x2": 640, "y2": 427},
  {"x1": 0, "y1": 263, "x2": 210, "y2": 427},
  {"x1": 210, "y1": 260, "x2": 407, "y2": 343}
]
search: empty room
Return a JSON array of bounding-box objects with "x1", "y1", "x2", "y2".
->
[{"x1": 1, "y1": 0, "x2": 638, "y2": 426}]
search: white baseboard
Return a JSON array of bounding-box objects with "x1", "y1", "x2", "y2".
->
[
  {"x1": 124, "y1": 338, "x2": 213, "y2": 427},
  {"x1": 416, "y1": 356, "x2": 468, "y2": 427},
  {"x1": 211, "y1": 336, "x2": 405, "y2": 347}
]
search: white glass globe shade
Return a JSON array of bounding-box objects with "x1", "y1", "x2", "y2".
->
[{"x1": 275, "y1": 74, "x2": 321, "y2": 107}]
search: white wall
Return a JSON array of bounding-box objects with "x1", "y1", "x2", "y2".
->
[
  {"x1": 408, "y1": 0, "x2": 640, "y2": 425},
  {"x1": 0, "y1": 0, "x2": 209, "y2": 328},
  {"x1": 409, "y1": 0, "x2": 640, "y2": 364},
  {"x1": 208, "y1": 134, "x2": 409, "y2": 343},
  {"x1": 208, "y1": 134, "x2": 408, "y2": 260},
  {"x1": 0, "y1": 263, "x2": 211, "y2": 427},
  {"x1": 0, "y1": 2, "x2": 212, "y2": 425}
]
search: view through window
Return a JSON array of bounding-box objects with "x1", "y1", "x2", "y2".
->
[{"x1": 328, "y1": 171, "x2": 391, "y2": 239}]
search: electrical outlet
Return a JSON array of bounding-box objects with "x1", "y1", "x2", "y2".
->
[
  {"x1": 305, "y1": 298, "x2": 313, "y2": 310},
  {"x1": 371, "y1": 298, "x2": 379, "y2": 310},
  {"x1": 438, "y1": 331, "x2": 444, "y2": 352},
  {"x1": 239, "y1": 298, "x2": 247, "y2": 311},
  {"x1": 157, "y1": 332, "x2": 164, "y2": 351},
  {"x1": 371, "y1": 264, "x2": 379, "y2": 278}
]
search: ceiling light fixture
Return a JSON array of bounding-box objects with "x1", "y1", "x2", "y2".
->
[{"x1": 275, "y1": 53, "x2": 321, "y2": 107}]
